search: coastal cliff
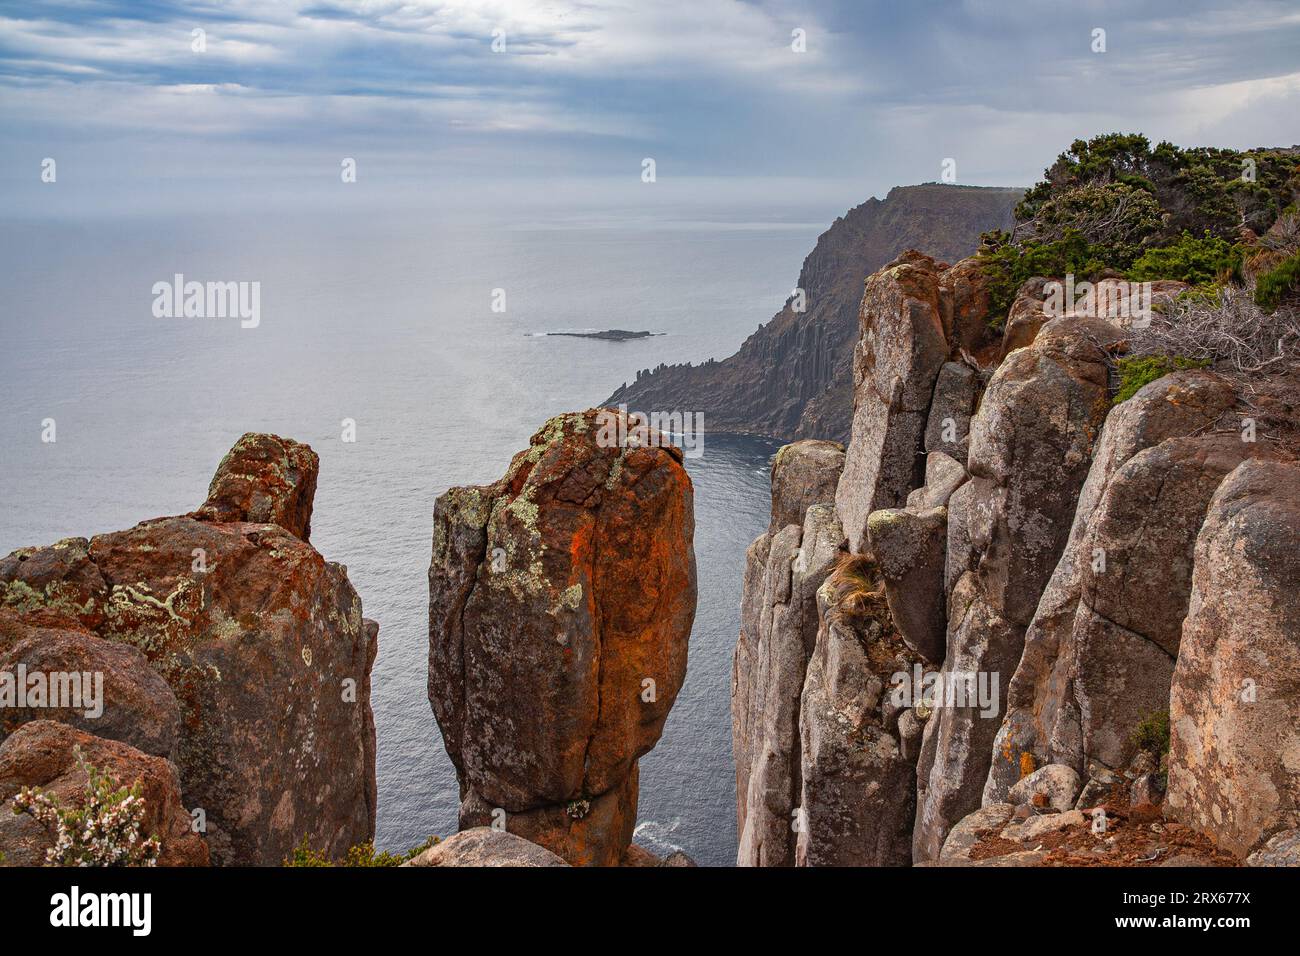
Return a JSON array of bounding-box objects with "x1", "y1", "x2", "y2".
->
[
  {"x1": 733, "y1": 135, "x2": 1300, "y2": 867},
  {"x1": 605, "y1": 184, "x2": 1021, "y2": 443}
]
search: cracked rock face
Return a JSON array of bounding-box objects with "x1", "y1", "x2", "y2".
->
[
  {"x1": 1166, "y1": 459, "x2": 1300, "y2": 858},
  {"x1": 428, "y1": 409, "x2": 695, "y2": 866},
  {"x1": 0, "y1": 434, "x2": 377, "y2": 865}
]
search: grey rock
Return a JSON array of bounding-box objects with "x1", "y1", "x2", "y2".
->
[
  {"x1": 1008, "y1": 764, "x2": 1082, "y2": 813},
  {"x1": 403, "y1": 828, "x2": 569, "y2": 867}
]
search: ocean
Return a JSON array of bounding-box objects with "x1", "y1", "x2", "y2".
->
[{"x1": 0, "y1": 205, "x2": 825, "y2": 866}]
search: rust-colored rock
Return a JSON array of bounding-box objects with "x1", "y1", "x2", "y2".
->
[
  {"x1": 428, "y1": 409, "x2": 695, "y2": 866},
  {"x1": 194, "y1": 432, "x2": 319, "y2": 541},
  {"x1": 0, "y1": 435, "x2": 376, "y2": 865},
  {"x1": 0, "y1": 720, "x2": 209, "y2": 867},
  {"x1": 0, "y1": 609, "x2": 180, "y2": 759}
]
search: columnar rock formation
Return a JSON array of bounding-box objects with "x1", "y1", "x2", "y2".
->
[
  {"x1": 733, "y1": 239, "x2": 1300, "y2": 867},
  {"x1": 732, "y1": 440, "x2": 845, "y2": 866},
  {"x1": 1166, "y1": 459, "x2": 1300, "y2": 857},
  {"x1": 0, "y1": 433, "x2": 378, "y2": 865},
  {"x1": 428, "y1": 409, "x2": 696, "y2": 866}
]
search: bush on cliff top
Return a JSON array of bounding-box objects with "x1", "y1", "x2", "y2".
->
[
  {"x1": 1255, "y1": 250, "x2": 1300, "y2": 313},
  {"x1": 1126, "y1": 231, "x2": 1243, "y2": 287},
  {"x1": 1113, "y1": 355, "x2": 1210, "y2": 405}
]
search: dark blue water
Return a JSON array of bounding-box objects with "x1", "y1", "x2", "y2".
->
[{"x1": 0, "y1": 208, "x2": 811, "y2": 865}]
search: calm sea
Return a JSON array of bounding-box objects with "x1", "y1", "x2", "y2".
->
[{"x1": 0, "y1": 206, "x2": 823, "y2": 866}]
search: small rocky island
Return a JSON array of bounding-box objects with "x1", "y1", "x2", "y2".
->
[{"x1": 546, "y1": 329, "x2": 662, "y2": 341}]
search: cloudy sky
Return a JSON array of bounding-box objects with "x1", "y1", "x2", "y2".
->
[{"x1": 2, "y1": 0, "x2": 1298, "y2": 215}]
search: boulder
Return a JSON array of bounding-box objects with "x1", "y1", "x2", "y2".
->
[
  {"x1": 836, "y1": 251, "x2": 949, "y2": 554},
  {"x1": 1246, "y1": 829, "x2": 1300, "y2": 867},
  {"x1": 907, "y1": 451, "x2": 968, "y2": 511},
  {"x1": 1008, "y1": 764, "x2": 1082, "y2": 813},
  {"x1": 428, "y1": 409, "x2": 695, "y2": 866},
  {"x1": 1166, "y1": 459, "x2": 1300, "y2": 858},
  {"x1": 769, "y1": 440, "x2": 845, "y2": 533},
  {"x1": 938, "y1": 802, "x2": 1014, "y2": 863},
  {"x1": 193, "y1": 432, "x2": 318, "y2": 541},
  {"x1": 403, "y1": 827, "x2": 569, "y2": 867},
  {"x1": 0, "y1": 609, "x2": 180, "y2": 759},
  {"x1": 0, "y1": 720, "x2": 208, "y2": 866},
  {"x1": 999, "y1": 277, "x2": 1052, "y2": 356}
]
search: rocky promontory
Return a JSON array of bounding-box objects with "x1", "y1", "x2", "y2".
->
[{"x1": 0, "y1": 433, "x2": 377, "y2": 866}]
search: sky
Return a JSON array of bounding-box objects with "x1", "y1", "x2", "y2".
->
[{"x1": 2, "y1": 0, "x2": 1299, "y2": 217}]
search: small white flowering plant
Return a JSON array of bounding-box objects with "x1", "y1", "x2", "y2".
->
[{"x1": 11, "y1": 745, "x2": 161, "y2": 866}]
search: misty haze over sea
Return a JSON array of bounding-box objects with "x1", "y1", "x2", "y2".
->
[{"x1": 0, "y1": 200, "x2": 837, "y2": 865}]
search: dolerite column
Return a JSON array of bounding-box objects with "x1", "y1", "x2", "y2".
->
[{"x1": 428, "y1": 409, "x2": 696, "y2": 866}]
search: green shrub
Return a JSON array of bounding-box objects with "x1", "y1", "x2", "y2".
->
[
  {"x1": 977, "y1": 230, "x2": 1112, "y2": 325},
  {"x1": 284, "y1": 833, "x2": 441, "y2": 867},
  {"x1": 1255, "y1": 251, "x2": 1300, "y2": 312},
  {"x1": 1130, "y1": 710, "x2": 1171, "y2": 758},
  {"x1": 1113, "y1": 355, "x2": 1210, "y2": 404},
  {"x1": 1127, "y1": 231, "x2": 1243, "y2": 286}
]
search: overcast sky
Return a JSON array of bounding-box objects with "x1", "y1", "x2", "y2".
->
[{"x1": 2, "y1": 0, "x2": 1298, "y2": 216}]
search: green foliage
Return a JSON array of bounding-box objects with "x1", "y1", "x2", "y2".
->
[
  {"x1": 1017, "y1": 133, "x2": 1298, "y2": 242},
  {"x1": 284, "y1": 833, "x2": 441, "y2": 867},
  {"x1": 1127, "y1": 231, "x2": 1243, "y2": 286},
  {"x1": 11, "y1": 746, "x2": 161, "y2": 867},
  {"x1": 977, "y1": 229, "x2": 1110, "y2": 324},
  {"x1": 1130, "y1": 710, "x2": 1172, "y2": 758},
  {"x1": 1255, "y1": 250, "x2": 1300, "y2": 312},
  {"x1": 1113, "y1": 355, "x2": 1210, "y2": 405}
]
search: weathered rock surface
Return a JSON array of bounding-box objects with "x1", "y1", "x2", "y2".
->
[
  {"x1": 984, "y1": 370, "x2": 1264, "y2": 802},
  {"x1": 912, "y1": 316, "x2": 1121, "y2": 861},
  {"x1": 0, "y1": 720, "x2": 209, "y2": 866},
  {"x1": 768, "y1": 440, "x2": 845, "y2": 533},
  {"x1": 403, "y1": 827, "x2": 569, "y2": 867},
  {"x1": 1008, "y1": 764, "x2": 1081, "y2": 813},
  {"x1": 924, "y1": 362, "x2": 980, "y2": 461},
  {"x1": 1247, "y1": 829, "x2": 1300, "y2": 867},
  {"x1": 836, "y1": 251, "x2": 949, "y2": 554},
  {"x1": 193, "y1": 432, "x2": 319, "y2": 541},
  {"x1": 429, "y1": 409, "x2": 695, "y2": 866},
  {"x1": 733, "y1": 440, "x2": 846, "y2": 866},
  {"x1": 868, "y1": 505, "x2": 948, "y2": 663},
  {"x1": 0, "y1": 609, "x2": 180, "y2": 759},
  {"x1": 1166, "y1": 459, "x2": 1300, "y2": 858},
  {"x1": 938, "y1": 802, "x2": 1014, "y2": 863},
  {"x1": 0, "y1": 434, "x2": 377, "y2": 865},
  {"x1": 796, "y1": 609, "x2": 918, "y2": 866}
]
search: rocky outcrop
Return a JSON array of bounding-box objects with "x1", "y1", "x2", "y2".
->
[
  {"x1": 0, "y1": 719, "x2": 209, "y2": 866},
  {"x1": 403, "y1": 827, "x2": 569, "y2": 867},
  {"x1": 428, "y1": 409, "x2": 695, "y2": 866},
  {"x1": 605, "y1": 185, "x2": 1020, "y2": 444},
  {"x1": 912, "y1": 316, "x2": 1122, "y2": 861},
  {"x1": 983, "y1": 370, "x2": 1266, "y2": 802},
  {"x1": 0, "y1": 434, "x2": 377, "y2": 865},
  {"x1": 193, "y1": 432, "x2": 319, "y2": 540},
  {"x1": 835, "y1": 251, "x2": 949, "y2": 554},
  {"x1": 1166, "y1": 459, "x2": 1300, "y2": 858},
  {"x1": 733, "y1": 442, "x2": 845, "y2": 866}
]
